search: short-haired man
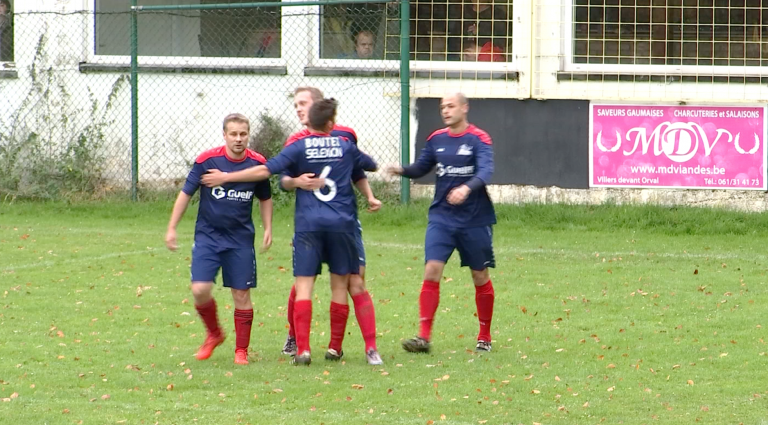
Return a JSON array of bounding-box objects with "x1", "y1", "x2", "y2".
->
[{"x1": 165, "y1": 113, "x2": 273, "y2": 365}]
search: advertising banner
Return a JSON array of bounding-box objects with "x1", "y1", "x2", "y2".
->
[{"x1": 590, "y1": 104, "x2": 766, "y2": 190}]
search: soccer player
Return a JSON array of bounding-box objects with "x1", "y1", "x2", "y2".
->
[
  {"x1": 201, "y1": 99, "x2": 379, "y2": 366},
  {"x1": 279, "y1": 86, "x2": 381, "y2": 364},
  {"x1": 165, "y1": 113, "x2": 273, "y2": 365},
  {"x1": 388, "y1": 92, "x2": 496, "y2": 353}
]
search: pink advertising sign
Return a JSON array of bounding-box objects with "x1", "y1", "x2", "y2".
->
[{"x1": 590, "y1": 104, "x2": 767, "y2": 190}]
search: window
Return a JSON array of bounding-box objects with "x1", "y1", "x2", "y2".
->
[
  {"x1": 320, "y1": 0, "x2": 513, "y2": 63},
  {"x1": 572, "y1": 0, "x2": 768, "y2": 67},
  {"x1": 94, "y1": 0, "x2": 281, "y2": 58},
  {"x1": 0, "y1": 0, "x2": 13, "y2": 62}
]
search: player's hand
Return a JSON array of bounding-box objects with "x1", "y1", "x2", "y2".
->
[
  {"x1": 367, "y1": 197, "x2": 382, "y2": 213},
  {"x1": 259, "y1": 230, "x2": 272, "y2": 253},
  {"x1": 386, "y1": 165, "x2": 404, "y2": 176},
  {"x1": 295, "y1": 173, "x2": 325, "y2": 191},
  {"x1": 165, "y1": 228, "x2": 178, "y2": 251},
  {"x1": 447, "y1": 185, "x2": 471, "y2": 205},
  {"x1": 201, "y1": 169, "x2": 228, "y2": 187}
]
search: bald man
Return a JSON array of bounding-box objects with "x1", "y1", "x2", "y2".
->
[{"x1": 389, "y1": 93, "x2": 496, "y2": 353}]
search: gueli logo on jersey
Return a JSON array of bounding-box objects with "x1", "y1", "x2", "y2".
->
[
  {"x1": 211, "y1": 186, "x2": 254, "y2": 202},
  {"x1": 436, "y1": 162, "x2": 475, "y2": 177}
]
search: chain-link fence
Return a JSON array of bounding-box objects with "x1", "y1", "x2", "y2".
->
[{"x1": 0, "y1": 1, "x2": 406, "y2": 201}]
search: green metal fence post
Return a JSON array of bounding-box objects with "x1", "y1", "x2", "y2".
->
[
  {"x1": 130, "y1": 0, "x2": 139, "y2": 201},
  {"x1": 399, "y1": 0, "x2": 410, "y2": 204}
]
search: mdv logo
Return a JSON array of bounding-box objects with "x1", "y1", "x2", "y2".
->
[
  {"x1": 596, "y1": 122, "x2": 761, "y2": 163},
  {"x1": 212, "y1": 186, "x2": 226, "y2": 199}
]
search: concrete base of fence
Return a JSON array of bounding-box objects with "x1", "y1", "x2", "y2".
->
[{"x1": 411, "y1": 184, "x2": 768, "y2": 213}]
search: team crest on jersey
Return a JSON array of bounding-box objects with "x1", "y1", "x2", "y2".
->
[{"x1": 457, "y1": 144, "x2": 473, "y2": 155}]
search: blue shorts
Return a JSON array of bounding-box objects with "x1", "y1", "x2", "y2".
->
[
  {"x1": 425, "y1": 222, "x2": 495, "y2": 270},
  {"x1": 293, "y1": 231, "x2": 360, "y2": 276},
  {"x1": 190, "y1": 243, "x2": 256, "y2": 290},
  {"x1": 354, "y1": 219, "x2": 366, "y2": 267}
]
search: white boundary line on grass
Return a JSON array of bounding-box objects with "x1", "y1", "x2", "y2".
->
[
  {"x1": 366, "y1": 242, "x2": 759, "y2": 261},
  {"x1": 3, "y1": 241, "x2": 760, "y2": 274},
  {"x1": 2, "y1": 249, "x2": 159, "y2": 272}
]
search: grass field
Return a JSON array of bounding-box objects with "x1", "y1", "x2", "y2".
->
[{"x1": 1, "y1": 198, "x2": 768, "y2": 424}]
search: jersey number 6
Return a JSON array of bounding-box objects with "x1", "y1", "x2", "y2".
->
[{"x1": 313, "y1": 165, "x2": 337, "y2": 202}]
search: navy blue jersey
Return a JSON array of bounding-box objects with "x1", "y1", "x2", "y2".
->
[
  {"x1": 266, "y1": 132, "x2": 377, "y2": 233},
  {"x1": 402, "y1": 124, "x2": 496, "y2": 228},
  {"x1": 182, "y1": 146, "x2": 272, "y2": 248},
  {"x1": 284, "y1": 124, "x2": 366, "y2": 182}
]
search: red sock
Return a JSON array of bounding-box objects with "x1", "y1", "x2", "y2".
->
[
  {"x1": 234, "y1": 309, "x2": 253, "y2": 350},
  {"x1": 419, "y1": 280, "x2": 440, "y2": 341},
  {"x1": 475, "y1": 280, "x2": 495, "y2": 342},
  {"x1": 287, "y1": 286, "x2": 296, "y2": 338},
  {"x1": 294, "y1": 300, "x2": 312, "y2": 355},
  {"x1": 352, "y1": 292, "x2": 377, "y2": 352},
  {"x1": 195, "y1": 299, "x2": 221, "y2": 338},
  {"x1": 329, "y1": 302, "x2": 349, "y2": 352}
]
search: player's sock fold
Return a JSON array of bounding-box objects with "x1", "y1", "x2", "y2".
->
[
  {"x1": 329, "y1": 302, "x2": 349, "y2": 352},
  {"x1": 234, "y1": 308, "x2": 253, "y2": 350},
  {"x1": 352, "y1": 291, "x2": 378, "y2": 351},
  {"x1": 195, "y1": 298, "x2": 222, "y2": 338},
  {"x1": 287, "y1": 285, "x2": 297, "y2": 338},
  {"x1": 294, "y1": 299, "x2": 313, "y2": 355},
  {"x1": 419, "y1": 280, "x2": 440, "y2": 341},
  {"x1": 475, "y1": 280, "x2": 495, "y2": 342}
]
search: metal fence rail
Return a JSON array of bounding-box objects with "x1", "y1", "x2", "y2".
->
[{"x1": 0, "y1": 1, "x2": 409, "y2": 201}]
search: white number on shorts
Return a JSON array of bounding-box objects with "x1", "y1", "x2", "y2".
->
[{"x1": 313, "y1": 165, "x2": 337, "y2": 202}]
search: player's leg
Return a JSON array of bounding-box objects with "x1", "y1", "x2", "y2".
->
[
  {"x1": 291, "y1": 232, "x2": 323, "y2": 365},
  {"x1": 456, "y1": 225, "x2": 496, "y2": 352},
  {"x1": 327, "y1": 272, "x2": 350, "y2": 361},
  {"x1": 190, "y1": 244, "x2": 225, "y2": 360},
  {"x1": 403, "y1": 222, "x2": 454, "y2": 354},
  {"x1": 348, "y1": 221, "x2": 380, "y2": 362},
  {"x1": 281, "y1": 237, "x2": 300, "y2": 356},
  {"x1": 221, "y1": 247, "x2": 257, "y2": 365},
  {"x1": 281, "y1": 285, "x2": 297, "y2": 356},
  {"x1": 325, "y1": 230, "x2": 383, "y2": 364}
]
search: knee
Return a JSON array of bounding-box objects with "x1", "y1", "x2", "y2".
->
[
  {"x1": 348, "y1": 274, "x2": 366, "y2": 296},
  {"x1": 232, "y1": 288, "x2": 250, "y2": 302},
  {"x1": 424, "y1": 264, "x2": 442, "y2": 282},
  {"x1": 471, "y1": 269, "x2": 490, "y2": 286},
  {"x1": 190, "y1": 283, "x2": 212, "y2": 299}
]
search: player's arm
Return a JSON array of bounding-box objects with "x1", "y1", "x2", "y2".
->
[
  {"x1": 166, "y1": 191, "x2": 191, "y2": 251},
  {"x1": 281, "y1": 172, "x2": 325, "y2": 191},
  {"x1": 166, "y1": 163, "x2": 203, "y2": 251},
  {"x1": 258, "y1": 198, "x2": 273, "y2": 252},
  {"x1": 447, "y1": 141, "x2": 494, "y2": 205},
  {"x1": 350, "y1": 145, "x2": 378, "y2": 172},
  {"x1": 354, "y1": 177, "x2": 382, "y2": 212},
  {"x1": 201, "y1": 165, "x2": 271, "y2": 187},
  {"x1": 388, "y1": 143, "x2": 436, "y2": 179}
]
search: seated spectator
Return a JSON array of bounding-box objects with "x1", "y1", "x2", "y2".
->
[
  {"x1": 339, "y1": 29, "x2": 376, "y2": 59},
  {"x1": 450, "y1": 0, "x2": 510, "y2": 54},
  {"x1": 0, "y1": 0, "x2": 12, "y2": 62},
  {"x1": 463, "y1": 38, "x2": 506, "y2": 62}
]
